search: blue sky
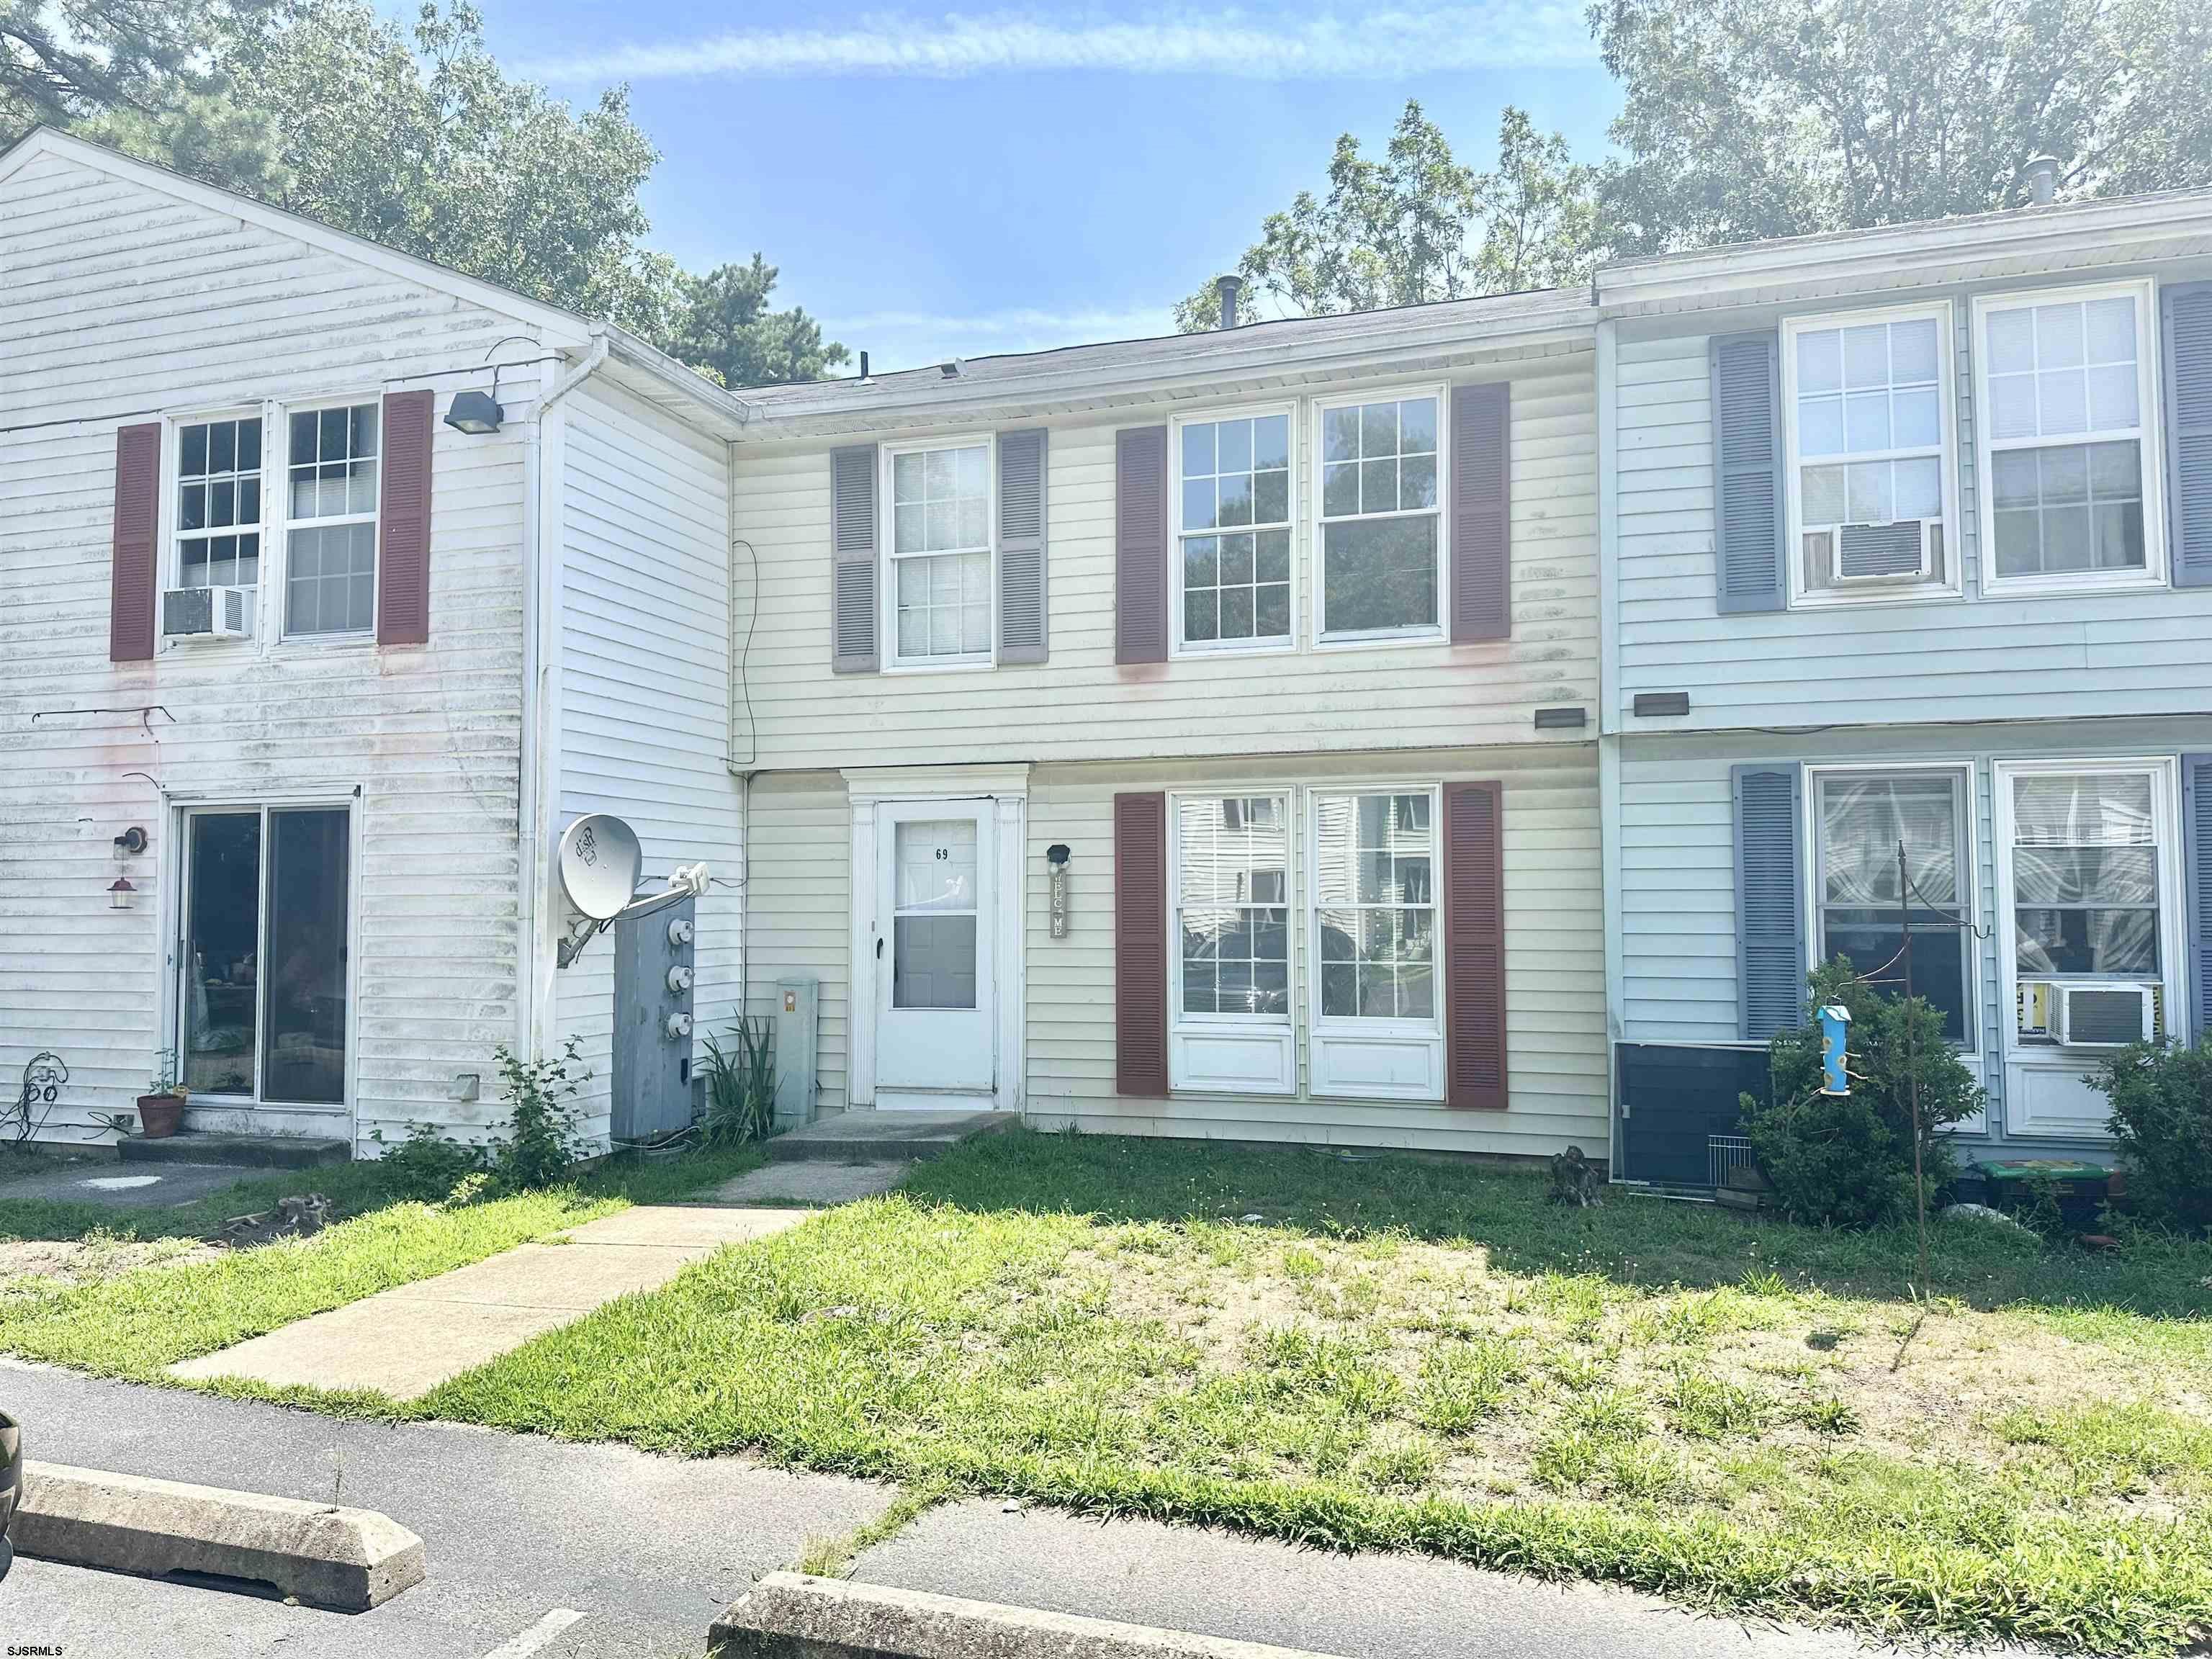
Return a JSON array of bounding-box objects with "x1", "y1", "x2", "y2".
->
[{"x1": 472, "y1": 4, "x2": 1625, "y2": 372}]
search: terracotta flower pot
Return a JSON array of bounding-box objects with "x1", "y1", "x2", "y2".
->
[{"x1": 135, "y1": 1093, "x2": 185, "y2": 1139}]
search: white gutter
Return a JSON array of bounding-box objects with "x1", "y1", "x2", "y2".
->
[{"x1": 516, "y1": 329, "x2": 610, "y2": 1061}]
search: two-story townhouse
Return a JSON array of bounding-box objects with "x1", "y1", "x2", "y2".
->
[
  {"x1": 730, "y1": 291, "x2": 1612, "y2": 1158},
  {"x1": 1594, "y1": 186, "x2": 2212, "y2": 1183},
  {"x1": 0, "y1": 130, "x2": 750, "y2": 1155}
]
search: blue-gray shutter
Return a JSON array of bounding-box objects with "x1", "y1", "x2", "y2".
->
[
  {"x1": 1710, "y1": 332, "x2": 1786, "y2": 613},
  {"x1": 830, "y1": 444, "x2": 878, "y2": 673},
  {"x1": 1732, "y1": 763, "x2": 1804, "y2": 1040},
  {"x1": 1449, "y1": 380, "x2": 1511, "y2": 640},
  {"x1": 2162, "y1": 283, "x2": 2212, "y2": 588},
  {"x1": 2185, "y1": 754, "x2": 2212, "y2": 1042},
  {"x1": 997, "y1": 428, "x2": 1048, "y2": 664},
  {"x1": 1115, "y1": 425, "x2": 1169, "y2": 664}
]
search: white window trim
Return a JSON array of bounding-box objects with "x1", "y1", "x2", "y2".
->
[
  {"x1": 162, "y1": 403, "x2": 269, "y2": 617},
  {"x1": 1167, "y1": 401, "x2": 1300, "y2": 659},
  {"x1": 277, "y1": 395, "x2": 382, "y2": 644},
  {"x1": 1166, "y1": 788, "x2": 1298, "y2": 1096},
  {"x1": 1799, "y1": 761, "x2": 1980, "y2": 1056},
  {"x1": 879, "y1": 432, "x2": 997, "y2": 674},
  {"x1": 1309, "y1": 382, "x2": 1450, "y2": 648},
  {"x1": 1781, "y1": 300, "x2": 1963, "y2": 608},
  {"x1": 1991, "y1": 755, "x2": 2186, "y2": 1070},
  {"x1": 1304, "y1": 781, "x2": 1447, "y2": 1102},
  {"x1": 1972, "y1": 278, "x2": 2167, "y2": 598}
]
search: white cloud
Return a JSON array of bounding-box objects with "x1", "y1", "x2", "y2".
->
[{"x1": 517, "y1": 7, "x2": 1595, "y2": 85}]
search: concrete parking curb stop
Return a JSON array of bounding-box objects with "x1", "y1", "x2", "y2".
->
[
  {"x1": 14, "y1": 1462, "x2": 424, "y2": 1611},
  {"x1": 711, "y1": 1573, "x2": 1346, "y2": 1658}
]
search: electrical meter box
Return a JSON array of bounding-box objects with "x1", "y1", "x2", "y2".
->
[
  {"x1": 773, "y1": 976, "x2": 819, "y2": 1130},
  {"x1": 612, "y1": 895, "x2": 696, "y2": 1143}
]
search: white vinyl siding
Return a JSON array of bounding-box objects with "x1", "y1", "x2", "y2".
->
[{"x1": 742, "y1": 770, "x2": 853, "y2": 1119}]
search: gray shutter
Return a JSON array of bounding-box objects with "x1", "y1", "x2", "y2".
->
[
  {"x1": 830, "y1": 444, "x2": 878, "y2": 673},
  {"x1": 1732, "y1": 763, "x2": 1804, "y2": 1040},
  {"x1": 1449, "y1": 380, "x2": 1511, "y2": 641},
  {"x1": 1710, "y1": 332, "x2": 1786, "y2": 613},
  {"x1": 1115, "y1": 425, "x2": 1169, "y2": 664},
  {"x1": 997, "y1": 427, "x2": 1048, "y2": 663},
  {"x1": 2163, "y1": 283, "x2": 2212, "y2": 588},
  {"x1": 2185, "y1": 754, "x2": 2212, "y2": 1042}
]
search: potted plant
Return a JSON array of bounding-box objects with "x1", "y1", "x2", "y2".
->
[{"x1": 135, "y1": 1053, "x2": 188, "y2": 1139}]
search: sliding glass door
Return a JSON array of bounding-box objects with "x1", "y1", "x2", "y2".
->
[{"x1": 180, "y1": 805, "x2": 351, "y2": 1107}]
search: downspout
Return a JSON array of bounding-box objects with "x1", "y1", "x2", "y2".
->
[
  {"x1": 724, "y1": 435, "x2": 752, "y2": 1028},
  {"x1": 1595, "y1": 314, "x2": 1627, "y2": 1180},
  {"x1": 516, "y1": 328, "x2": 611, "y2": 1061}
]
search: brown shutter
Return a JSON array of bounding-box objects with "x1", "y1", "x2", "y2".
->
[
  {"x1": 377, "y1": 389, "x2": 435, "y2": 645},
  {"x1": 1115, "y1": 425, "x2": 1169, "y2": 663},
  {"x1": 1443, "y1": 781, "x2": 1507, "y2": 1110},
  {"x1": 1113, "y1": 791, "x2": 1169, "y2": 1096},
  {"x1": 109, "y1": 423, "x2": 162, "y2": 662},
  {"x1": 1450, "y1": 381, "x2": 1510, "y2": 642}
]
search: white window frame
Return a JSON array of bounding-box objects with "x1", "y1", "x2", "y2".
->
[
  {"x1": 880, "y1": 433, "x2": 997, "y2": 674},
  {"x1": 1781, "y1": 301, "x2": 1962, "y2": 608},
  {"x1": 1169, "y1": 401, "x2": 1299, "y2": 658},
  {"x1": 1305, "y1": 782, "x2": 1446, "y2": 1102},
  {"x1": 278, "y1": 396, "x2": 383, "y2": 643},
  {"x1": 1801, "y1": 762, "x2": 1979, "y2": 1056},
  {"x1": 1166, "y1": 789, "x2": 1297, "y2": 1095},
  {"x1": 1972, "y1": 279, "x2": 2167, "y2": 598},
  {"x1": 163, "y1": 404, "x2": 269, "y2": 601},
  {"x1": 1309, "y1": 382, "x2": 1450, "y2": 648}
]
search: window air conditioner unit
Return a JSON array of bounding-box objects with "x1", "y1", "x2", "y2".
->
[
  {"x1": 2054, "y1": 982, "x2": 2155, "y2": 1048},
  {"x1": 162, "y1": 585, "x2": 253, "y2": 641},
  {"x1": 1829, "y1": 519, "x2": 1938, "y2": 586}
]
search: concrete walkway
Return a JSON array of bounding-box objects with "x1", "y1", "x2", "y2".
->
[{"x1": 169, "y1": 1205, "x2": 804, "y2": 1399}]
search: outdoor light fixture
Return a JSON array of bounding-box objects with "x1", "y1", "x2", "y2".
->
[
  {"x1": 107, "y1": 876, "x2": 136, "y2": 910},
  {"x1": 444, "y1": 385, "x2": 505, "y2": 436}
]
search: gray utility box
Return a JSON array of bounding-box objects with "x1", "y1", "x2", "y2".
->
[
  {"x1": 773, "y1": 976, "x2": 819, "y2": 1130},
  {"x1": 611, "y1": 896, "x2": 696, "y2": 1143}
]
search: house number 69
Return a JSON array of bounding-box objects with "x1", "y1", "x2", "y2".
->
[{"x1": 935, "y1": 848, "x2": 949, "y2": 860}]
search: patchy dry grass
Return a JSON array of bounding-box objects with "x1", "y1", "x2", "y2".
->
[{"x1": 425, "y1": 1130, "x2": 2212, "y2": 1653}]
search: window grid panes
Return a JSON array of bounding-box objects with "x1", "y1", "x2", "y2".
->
[
  {"x1": 1983, "y1": 293, "x2": 2148, "y2": 579},
  {"x1": 1313, "y1": 791, "x2": 1437, "y2": 1022},
  {"x1": 1176, "y1": 796, "x2": 1290, "y2": 1017},
  {"x1": 1815, "y1": 773, "x2": 1971, "y2": 1045},
  {"x1": 1793, "y1": 315, "x2": 1944, "y2": 591},
  {"x1": 285, "y1": 403, "x2": 379, "y2": 636},
  {"x1": 891, "y1": 444, "x2": 991, "y2": 661},
  {"x1": 1179, "y1": 415, "x2": 1291, "y2": 647},
  {"x1": 2011, "y1": 773, "x2": 2159, "y2": 985},
  {"x1": 1318, "y1": 395, "x2": 1441, "y2": 636},
  {"x1": 177, "y1": 417, "x2": 263, "y2": 590}
]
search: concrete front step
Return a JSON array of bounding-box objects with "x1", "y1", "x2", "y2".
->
[
  {"x1": 765, "y1": 1110, "x2": 1015, "y2": 1164},
  {"x1": 120, "y1": 1130, "x2": 349, "y2": 1170}
]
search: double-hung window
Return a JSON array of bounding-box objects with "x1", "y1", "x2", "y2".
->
[
  {"x1": 1784, "y1": 307, "x2": 1954, "y2": 599},
  {"x1": 1169, "y1": 794, "x2": 1295, "y2": 1094},
  {"x1": 176, "y1": 415, "x2": 264, "y2": 592},
  {"x1": 1976, "y1": 282, "x2": 2162, "y2": 591},
  {"x1": 886, "y1": 439, "x2": 992, "y2": 667},
  {"x1": 1811, "y1": 769, "x2": 1972, "y2": 1045},
  {"x1": 285, "y1": 403, "x2": 380, "y2": 636},
  {"x1": 1316, "y1": 390, "x2": 1444, "y2": 639},
  {"x1": 1175, "y1": 411, "x2": 1292, "y2": 651}
]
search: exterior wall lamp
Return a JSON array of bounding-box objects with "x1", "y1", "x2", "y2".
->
[{"x1": 108, "y1": 876, "x2": 137, "y2": 909}]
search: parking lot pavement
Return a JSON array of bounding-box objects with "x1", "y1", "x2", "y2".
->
[{"x1": 0, "y1": 1361, "x2": 889, "y2": 1658}]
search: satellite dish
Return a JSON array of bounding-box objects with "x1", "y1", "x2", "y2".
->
[{"x1": 557, "y1": 814, "x2": 642, "y2": 920}]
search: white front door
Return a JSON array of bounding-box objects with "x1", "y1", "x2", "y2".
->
[{"x1": 875, "y1": 801, "x2": 995, "y2": 1098}]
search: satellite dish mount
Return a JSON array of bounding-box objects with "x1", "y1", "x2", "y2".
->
[{"x1": 554, "y1": 814, "x2": 708, "y2": 968}]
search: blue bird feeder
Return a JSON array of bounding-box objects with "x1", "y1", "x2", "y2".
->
[{"x1": 1817, "y1": 1004, "x2": 1851, "y2": 1096}]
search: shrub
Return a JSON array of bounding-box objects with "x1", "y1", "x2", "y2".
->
[
  {"x1": 699, "y1": 1015, "x2": 776, "y2": 1148},
  {"x1": 1740, "y1": 959, "x2": 1984, "y2": 1229},
  {"x1": 2092, "y1": 1039, "x2": 2212, "y2": 1234},
  {"x1": 490, "y1": 1037, "x2": 590, "y2": 1190},
  {"x1": 369, "y1": 1121, "x2": 488, "y2": 1204}
]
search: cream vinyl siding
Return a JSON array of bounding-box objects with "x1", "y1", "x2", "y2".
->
[
  {"x1": 551, "y1": 380, "x2": 742, "y2": 1145},
  {"x1": 740, "y1": 771, "x2": 852, "y2": 1118},
  {"x1": 730, "y1": 359, "x2": 1597, "y2": 768},
  {"x1": 1613, "y1": 292, "x2": 2212, "y2": 734},
  {"x1": 740, "y1": 748, "x2": 1605, "y2": 1157},
  {"x1": 0, "y1": 148, "x2": 536, "y2": 1149}
]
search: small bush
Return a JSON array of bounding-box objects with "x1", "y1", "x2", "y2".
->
[
  {"x1": 490, "y1": 1037, "x2": 590, "y2": 1190},
  {"x1": 700, "y1": 1016, "x2": 777, "y2": 1148},
  {"x1": 1741, "y1": 959, "x2": 1983, "y2": 1229},
  {"x1": 2092, "y1": 1039, "x2": 2212, "y2": 1235},
  {"x1": 369, "y1": 1122, "x2": 488, "y2": 1203}
]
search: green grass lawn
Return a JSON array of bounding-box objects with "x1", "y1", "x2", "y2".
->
[
  {"x1": 423, "y1": 1130, "x2": 2212, "y2": 1655},
  {"x1": 0, "y1": 1144, "x2": 764, "y2": 1380}
]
